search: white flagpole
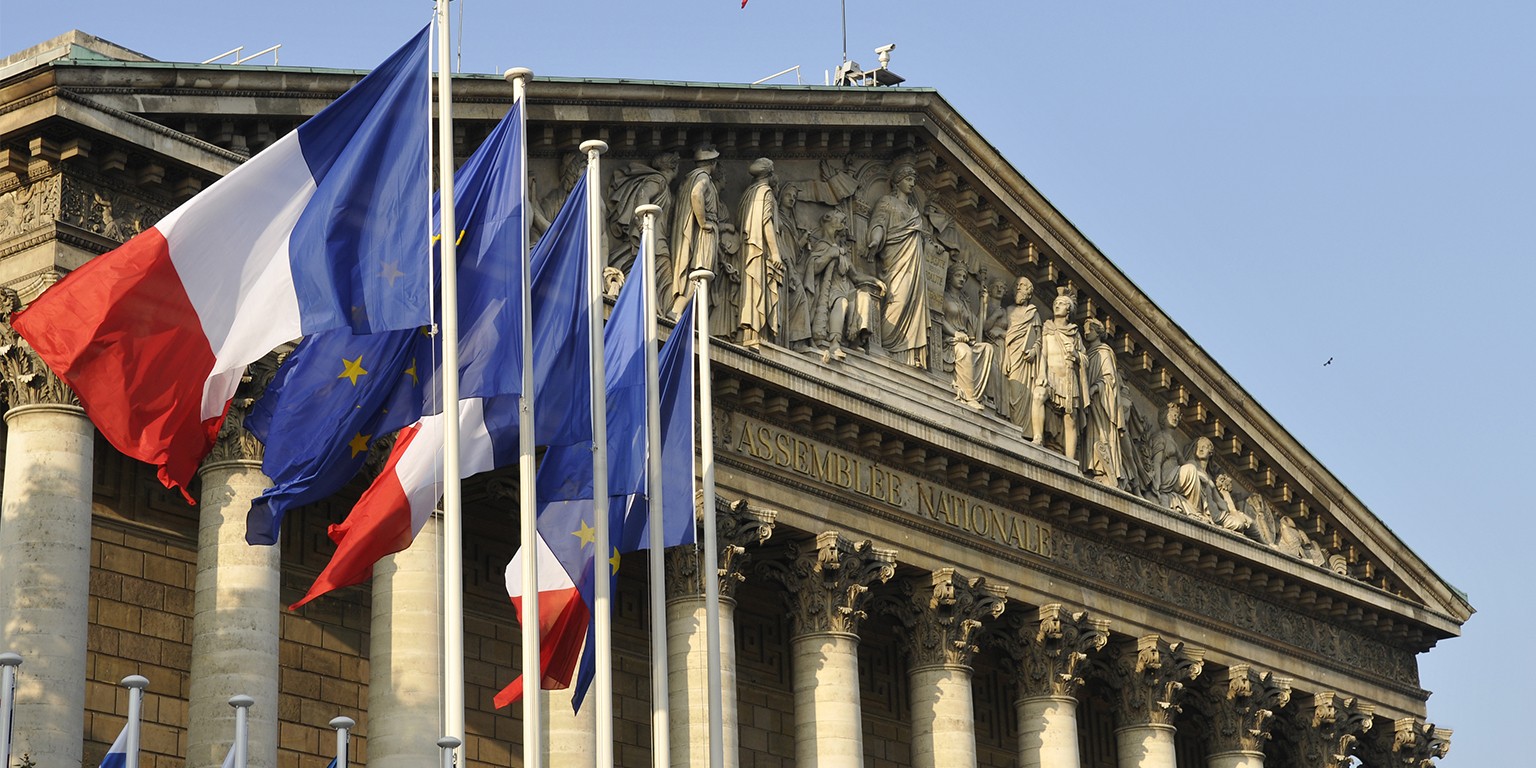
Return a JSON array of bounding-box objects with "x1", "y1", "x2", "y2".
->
[
  {"x1": 433, "y1": 0, "x2": 468, "y2": 758},
  {"x1": 329, "y1": 716, "x2": 354, "y2": 768},
  {"x1": 639, "y1": 205, "x2": 672, "y2": 768},
  {"x1": 0, "y1": 653, "x2": 20, "y2": 768},
  {"x1": 582, "y1": 140, "x2": 616, "y2": 768},
  {"x1": 229, "y1": 695, "x2": 253, "y2": 768},
  {"x1": 121, "y1": 675, "x2": 148, "y2": 768},
  {"x1": 501, "y1": 66, "x2": 540, "y2": 768},
  {"x1": 689, "y1": 268, "x2": 725, "y2": 768}
]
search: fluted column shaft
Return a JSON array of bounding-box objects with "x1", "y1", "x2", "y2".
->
[
  {"x1": 1116, "y1": 723, "x2": 1177, "y2": 768},
  {"x1": 667, "y1": 594, "x2": 739, "y2": 768},
  {"x1": 1016, "y1": 695, "x2": 1081, "y2": 768},
  {"x1": 911, "y1": 663, "x2": 976, "y2": 768},
  {"x1": 369, "y1": 515, "x2": 443, "y2": 768},
  {"x1": 1207, "y1": 750, "x2": 1266, "y2": 768},
  {"x1": 0, "y1": 404, "x2": 93, "y2": 768},
  {"x1": 542, "y1": 682, "x2": 595, "y2": 768}
]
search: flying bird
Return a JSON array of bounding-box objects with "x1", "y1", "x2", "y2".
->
[{"x1": 1323, "y1": 357, "x2": 1333, "y2": 367}]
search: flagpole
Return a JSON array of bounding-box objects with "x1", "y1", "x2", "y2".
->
[
  {"x1": 0, "y1": 653, "x2": 20, "y2": 768},
  {"x1": 329, "y1": 716, "x2": 354, "y2": 768},
  {"x1": 582, "y1": 139, "x2": 616, "y2": 768},
  {"x1": 229, "y1": 695, "x2": 253, "y2": 768},
  {"x1": 503, "y1": 66, "x2": 541, "y2": 768},
  {"x1": 689, "y1": 267, "x2": 725, "y2": 768},
  {"x1": 122, "y1": 675, "x2": 147, "y2": 768},
  {"x1": 639, "y1": 205, "x2": 671, "y2": 768},
  {"x1": 432, "y1": 0, "x2": 468, "y2": 758}
]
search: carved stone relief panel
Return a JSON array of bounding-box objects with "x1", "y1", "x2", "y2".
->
[{"x1": 0, "y1": 176, "x2": 63, "y2": 242}]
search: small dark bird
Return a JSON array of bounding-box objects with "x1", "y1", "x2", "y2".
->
[{"x1": 1323, "y1": 357, "x2": 1333, "y2": 367}]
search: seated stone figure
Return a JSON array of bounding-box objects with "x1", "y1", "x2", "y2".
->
[{"x1": 938, "y1": 263, "x2": 996, "y2": 410}]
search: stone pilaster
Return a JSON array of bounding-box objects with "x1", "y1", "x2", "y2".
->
[
  {"x1": 1201, "y1": 665, "x2": 1291, "y2": 768},
  {"x1": 1289, "y1": 692, "x2": 1373, "y2": 768},
  {"x1": 885, "y1": 569, "x2": 1005, "y2": 768},
  {"x1": 0, "y1": 304, "x2": 91, "y2": 768},
  {"x1": 1355, "y1": 717, "x2": 1451, "y2": 768},
  {"x1": 1109, "y1": 635, "x2": 1205, "y2": 768},
  {"x1": 369, "y1": 514, "x2": 444, "y2": 768},
  {"x1": 759, "y1": 531, "x2": 896, "y2": 768},
  {"x1": 189, "y1": 362, "x2": 279, "y2": 768},
  {"x1": 664, "y1": 498, "x2": 777, "y2": 768},
  {"x1": 1000, "y1": 604, "x2": 1109, "y2": 768}
]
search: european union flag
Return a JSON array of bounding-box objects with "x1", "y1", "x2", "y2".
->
[{"x1": 246, "y1": 103, "x2": 528, "y2": 544}]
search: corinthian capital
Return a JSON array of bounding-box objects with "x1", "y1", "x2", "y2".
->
[
  {"x1": 0, "y1": 287, "x2": 77, "y2": 409},
  {"x1": 665, "y1": 497, "x2": 778, "y2": 599},
  {"x1": 1289, "y1": 692, "x2": 1374, "y2": 768},
  {"x1": 1202, "y1": 664, "x2": 1292, "y2": 755},
  {"x1": 758, "y1": 530, "x2": 896, "y2": 637},
  {"x1": 886, "y1": 568, "x2": 1006, "y2": 668},
  {"x1": 1388, "y1": 718, "x2": 1452, "y2": 768},
  {"x1": 1110, "y1": 634, "x2": 1205, "y2": 727},
  {"x1": 1000, "y1": 603, "x2": 1110, "y2": 699}
]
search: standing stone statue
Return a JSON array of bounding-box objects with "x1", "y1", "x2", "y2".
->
[
  {"x1": 736, "y1": 158, "x2": 783, "y2": 350},
  {"x1": 939, "y1": 264, "x2": 996, "y2": 410},
  {"x1": 1030, "y1": 289, "x2": 1089, "y2": 460},
  {"x1": 809, "y1": 209, "x2": 858, "y2": 362},
  {"x1": 777, "y1": 184, "x2": 815, "y2": 352},
  {"x1": 712, "y1": 222, "x2": 743, "y2": 339},
  {"x1": 1003, "y1": 276, "x2": 1042, "y2": 434},
  {"x1": 608, "y1": 150, "x2": 680, "y2": 274},
  {"x1": 670, "y1": 144, "x2": 723, "y2": 318},
  {"x1": 867, "y1": 164, "x2": 931, "y2": 368},
  {"x1": 1083, "y1": 318, "x2": 1133, "y2": 489}
]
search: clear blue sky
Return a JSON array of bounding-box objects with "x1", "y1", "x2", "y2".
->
[{"x1": 4, "y1": 1, "x2": 1528, "y2": 764}]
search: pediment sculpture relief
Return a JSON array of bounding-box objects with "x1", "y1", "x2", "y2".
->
[{"x1": 528, "y1": 149, "x2": 1335, "y2": 571}]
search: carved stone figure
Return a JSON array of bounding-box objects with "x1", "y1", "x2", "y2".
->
[
  {"x1": 1082, "y1": 318, "x2": 1136, "y2": 488},
  {"x1": 708, "y1": 222, "x2": 742, "y2": 339},
  {"x1": 533, "y1": 151, "x2": 585, "y2": 243},
  {"x1": 809, "y1": 209, "x2": 858, "y2": 362},
  {"x1": 867, "y1": 164, "x2": 931, "y2": 368},
  {"x1": 1030, "y1": 290, "x2": 1089, "y2": 459},
  {"x1": 1211, "y1": 473, "x2": 1254, "y2": 533},
  {"x1": 1172, "y1": 436, "x2": 1222, "y2": 522},
  {"x1": 735, "y1": 158, "x2": 783, "y2": 351},
  {"x1": 939, "y1": 264, "x2": 996, "y2": 410},
  {"x1": 669, "y1": 145, "x2": 723, "y2": 318},
  {"x1": 1248, "y1": 494, "x2": 1329, "y2": 566},
  {"x1": 607, "y1": 150, "x2": 679, "y2": 274},
  {"x1": 1002, "y1": 276, "x2": 1042, "y2": 434},
  {"x1": 776, "y1": 184, "x2": 815, "y2": 352},
  {"x1": 1145, "y1": 402, "x2": 1186, "y2": 505}
]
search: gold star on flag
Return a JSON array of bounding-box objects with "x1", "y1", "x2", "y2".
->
[
  {"x1": 380, "y1": 261, "x2": 406, "y2": 286},
  {"x1": 572, "y1": 519, "x2": 596, "y2": 548},
  {"x1": 609, "y1": 548, "x2": 621, "y2": 574},
  {"x1": 348, "y1": 432, "x2": 371, "y2": 458},
  {"x1": 403, "y1": 360, "x2": 418, "y2": 386},
  {"x1": 338, "y1": 355, "x2": 368, "y2": 385}
]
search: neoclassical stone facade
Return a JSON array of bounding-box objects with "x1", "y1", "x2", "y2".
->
[{"x1": 0, "y1": 31, "x2": 1469, "y2": 768}]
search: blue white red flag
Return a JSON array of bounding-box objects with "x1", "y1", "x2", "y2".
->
[
  {"x1": 99, "y1": 723, "x2": 129, "y2": 768},
  {"x1": 11, "y1": 27, "x2": 432, "y2": 502}
]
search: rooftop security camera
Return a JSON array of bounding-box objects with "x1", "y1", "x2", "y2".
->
[
  {"x1": 875, "y1": 43, "x2": 896, "y2": 54},
  {"x1": 875, "y1": 43, "x2": 895, "y2": 69}
]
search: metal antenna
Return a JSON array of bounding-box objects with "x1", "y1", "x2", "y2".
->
[{"x1": 841, "y1": 0, "x2": 848, "y2": 63}]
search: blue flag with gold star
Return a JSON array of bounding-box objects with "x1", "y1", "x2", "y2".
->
[{"x1": 245, "y1": 103, "x2": 527, "y2": 545}]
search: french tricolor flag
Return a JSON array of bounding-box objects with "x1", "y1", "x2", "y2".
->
[
  {"x1": 11, "y1": 28, "x2": 432, "y2": 501},
  {"x1": 98, "y1": 724, "x2": 129, "y2": 768}
]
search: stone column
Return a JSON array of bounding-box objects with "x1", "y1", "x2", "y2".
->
[
  {"x1": 1354, "y1": 716, "x2": 1451, "y2": 768},
  {"x1": 369, "y1": 514, "x2": 443, "y2": 768},
  {"x1": 541, "y1": 684, "x2": 596, "y2": 768},
  {"x1": 1109, "y1": 635, "x2": 1204, "y2": 768},
  {"x1": 1200, "y1": 665, "x2": 1290, "y2": 768},
  {"x1": 0, "y1": 316, "x2": 90, "y2": 768},
  {"x1": 665, "y1": 499, "x2": 777, "y2": 768},
  {"x1": 189, "y1": 378, "x2": 279, "y2": 768},
  {"x1": 886, "y1": 569, "x2": 1005, "y2": 768},
  {"x1": 759, "y1": 531, "x2": 896, "y2": 768},
  {"x1": 1288, "y1": 692, "x2": 1373, "y2": 768},
  {"x1": 1001, "y1": 604, "x2": 1109, "y2": 768}
]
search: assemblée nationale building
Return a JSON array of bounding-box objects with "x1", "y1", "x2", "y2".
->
[{"x1": 0, "y1": 31, "x2": 1470, "y2": 768}]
